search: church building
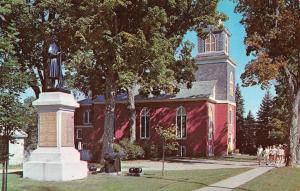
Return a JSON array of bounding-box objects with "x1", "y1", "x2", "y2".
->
[{"x1": 74, "y1": 28, "x2": 236, "y2": 158}]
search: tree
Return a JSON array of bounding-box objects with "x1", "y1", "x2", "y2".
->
[
  {"x1": 236, "y1": 0, "x2": 300, "y2": 166},
  {"x1": 0, "y1": 0, "x2": 30, "y2": 138},
  {"x1": 155, "y1": 125, "x2": 178, "y2": 176},
  {"x1": 256, "y1": 90, "x2": 274, "y2": 146},
  {"x1": 243, "y1": 111, "x2": 257, "y2": 154},
  {"x1": 22, "y1": 97, "x2": 38, "y2": 152},
  {"x1": 2, "y1": 1, "x2": 80, "y2": 98},
  {"x1": 235, "y1": 83, "x2": 245, "y2": 151},
  {"x1": 63, "y1": 0, "x2": 226, "y2": 162}
]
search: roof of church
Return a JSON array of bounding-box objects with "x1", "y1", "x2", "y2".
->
[{"x1": 78, "y1": 80, "x2": 217, "y2": 105}]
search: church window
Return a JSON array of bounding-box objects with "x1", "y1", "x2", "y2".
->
[
  {"x1": 176, "y1": 106, "x2": 187, "y2": 139},
  {"x1": 76, "y1": 129, "x2": 82, "y2": 139},
  {"x1": 83, "y1": 109, "x2": 92, "y2": 124},
  {"x1": 225, "y1": 34, "x2": 229, "y2": 53},
  {"x1": 208, "y1": 106, "x2": 213, "y2": 140},
  {"x1": 140, "y1": 108, "x2": 150, "y2": 139},
  {"x1": 205, "y1": 34, "x2": 216, "y2": 52},
  {"x1": 177, "y1": 146, "x2": 186, "y2": 157}
]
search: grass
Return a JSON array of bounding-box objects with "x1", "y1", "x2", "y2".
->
[
  {"x1": 1, "y1": 168, "x2": 250, "y2": 191},
  {"x1": 235, "y1": 167, "x2": 300, "y2": 191}
]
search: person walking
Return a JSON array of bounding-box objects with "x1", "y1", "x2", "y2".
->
[
  {"x1": 257, "y1": 145, "x2": 264, "y2": 165},
  {"x1": 264, "y1": 146, "x2": 270, "y2": 165}
]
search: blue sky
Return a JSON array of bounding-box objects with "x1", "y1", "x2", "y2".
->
[{"x1": 183, "y1": 0, "x2": 272, "y2": 117}]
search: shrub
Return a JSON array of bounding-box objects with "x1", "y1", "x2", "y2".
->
[{"x1": 114, "y1": 138, "x2": 145, "y2": 160}]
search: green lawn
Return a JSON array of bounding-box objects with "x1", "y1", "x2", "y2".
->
[
  {"x1": 235, "y1": 167, "x2": 300, "y2": 191},
  {"x1": 2, "y1": 168, "x2": 249, "y2": 191}
]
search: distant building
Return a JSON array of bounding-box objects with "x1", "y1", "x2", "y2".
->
[
  {"x1": 9, "y1": 130, "x2": 28, "y2": 165},
  {"x1": 74, "y1": 27, "x2": 236, "y2": 158}
]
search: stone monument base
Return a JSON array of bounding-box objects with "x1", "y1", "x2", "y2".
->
[{"x1": 23, "y1": 147, "x2": 87, "y2": 181}]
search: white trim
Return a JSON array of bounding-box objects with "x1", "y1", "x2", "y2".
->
[
  {"x1": 75, "y1": 125, "x2": 94, "y2": 128},
  {"x1": 83, "y1": 97, "x2": 236, "y2": 106},
  {"x1": 213, "y1": 100, "x2": 236, "y2": 106},
  {"x1": 176, "y1": 106, "x2": 187, "y2": 139},
  {"x1": 140, "y1": 107, "x2": 150, "y2": 139},
  {"x1": 204, "y1": 33, "x2": 217, "y2": 52},
  {"x1": 208, "y1": 105, "x2": 213, "y2": 141}
]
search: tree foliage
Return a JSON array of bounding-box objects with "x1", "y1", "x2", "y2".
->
[
  {"x1": 0, "y1": 0, "x2": 30, "y2": 144},
  {"x1": 235, "y1": 83, "x2": 245, "y2": 151},
  {"x1": 155, "y1": 124, "x2": 178, "y2": 176},
  {"x1": 242, "y1": 111, "x2": 257, "y2": 154},
  {"x1": 256, "y1": 90, "x2": 274, "y2": 146},
  {"x1": 236, "y1": 0, "x2": 300, "y2": 166},
  {"x1": 61, "y1": 0, "x2": 226, "y2": 160}
]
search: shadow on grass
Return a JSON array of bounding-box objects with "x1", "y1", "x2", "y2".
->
[
  {"x1": 165, "y1": 159, "x2": 256, "y2": 167},
  {"x1": 8, "y1": 171, "x2": 23, "y2": 177},
  {"x1": 22, "y1": 185, "x2": 58, "y2": 191}
]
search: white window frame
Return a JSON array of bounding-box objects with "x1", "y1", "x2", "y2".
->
[
  {"x1": 205, "y1": 33, "x2": 216, "y2": 52},
  {"x1": 176, "y1": 106, "x2": 187, "y2": 139},
  {"x1": 83, "y1": 109, "x2": 92, "y2": 125},
  {"x1": 76, "y1": 128, "x2": 82, "y2": 140},
  {"x1": 140, "y1": 107, "x2": 150, "y2": 139}
]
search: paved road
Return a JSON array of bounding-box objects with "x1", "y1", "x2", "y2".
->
[{"x1": 194, "y1": 166, "x2": 274, "y2": 191}]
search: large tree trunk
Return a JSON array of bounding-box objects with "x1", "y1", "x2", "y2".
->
[
  {"x1": 101, "y1": 75, "x2": 116, "y2": 163},
  {"x1": 289, "y1": 89, "x2": 300, "y2": 166},
  {"x1": 127, "y1": 85, "x2": 136, "y2": 143}
]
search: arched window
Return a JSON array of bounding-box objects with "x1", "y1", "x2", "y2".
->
[
  {"x1": 229, "y1": 72, "x2": 234, "y2": 96},
  {"x1": 140, "y1": 108, "x2": 150, "y2": 139},
  {"x1": 205, "y1": 33, "x2": 216, "y2": 52},
  {"x1": 83, "y1": 109, "x2": 92, "y2": 124},
  {"x1": 208, "y1": 106, "x2": 213, "y2": 140},
  {"x1": 176, "y1": 106, "x2": 187, "y2": 139}
]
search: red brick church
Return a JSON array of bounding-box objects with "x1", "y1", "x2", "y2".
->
[{"x1": 74, "y1": 28, "x2": 236, "y2": 158}]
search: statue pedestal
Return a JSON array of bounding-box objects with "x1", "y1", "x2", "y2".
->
[{"x1": 23, "y1": 92, "x2": 88, "y2": 181}]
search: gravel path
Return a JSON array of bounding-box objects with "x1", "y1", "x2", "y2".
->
[{"x1": 121, "y1": 159, "x2": 257, "y2": 171}]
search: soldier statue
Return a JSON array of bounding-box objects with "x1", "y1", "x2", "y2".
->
[{"x1": 48, "y1": 35, "x2": 64, "y2": 89}]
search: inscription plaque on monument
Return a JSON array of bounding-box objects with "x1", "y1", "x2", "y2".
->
[
  {"x1": 39, "y1": 112, "x2": 57, "y2": 147},
  {"x1": 61, "y1": 112, "x2": 75, "y2": 147}
]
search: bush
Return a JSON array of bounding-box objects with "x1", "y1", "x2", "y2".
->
[
  {"x1": 114, "y1": 138, "x2": 145, "y2": 160},
  {"x1": 150, "y1": 145, "x2": 159, "y2": 158}
]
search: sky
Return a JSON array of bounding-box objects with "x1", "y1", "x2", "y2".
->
[
  {"x1": 183, "y1": 0, "x2": 272, "y2": 117},
  {"x1": 22, "y1": 0, "x2": 270, "y2": 117}
]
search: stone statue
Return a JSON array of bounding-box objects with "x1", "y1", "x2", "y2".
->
[{"x1": 48, "y1": 35, "x2": 64, "y2": 89}]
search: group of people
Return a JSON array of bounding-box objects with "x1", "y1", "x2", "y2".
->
[{"x1": 257, "y1": 144, "x2": 288, "y2": 166}]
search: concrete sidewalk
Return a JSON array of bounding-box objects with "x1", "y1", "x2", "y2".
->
[{"x1": 195, "y1": 166, "x2": 274, "y2": 191}]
